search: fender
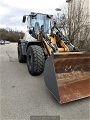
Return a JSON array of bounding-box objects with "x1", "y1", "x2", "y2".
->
[{"x1": 18, "y1": 39, "x2": 42, "y2": 55}]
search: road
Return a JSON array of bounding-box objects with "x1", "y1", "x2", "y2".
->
[{"x1": 0, "y1": 43, "x2": 90, "y2": 120}]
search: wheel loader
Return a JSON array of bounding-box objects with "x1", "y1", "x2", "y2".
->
[{"x1": 18, "y1": 12, "x2": 90, "y2": 104}]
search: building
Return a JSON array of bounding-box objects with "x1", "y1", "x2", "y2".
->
[{"x1": 66, "y1": 0, "x2": 90, "y2": 50}]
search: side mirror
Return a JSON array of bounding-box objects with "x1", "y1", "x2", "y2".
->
[{"x1": 22, "y1": 16, "x2": 26, "y2": 23}]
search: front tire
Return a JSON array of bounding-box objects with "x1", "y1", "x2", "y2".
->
[{"x1": 27, "y1": 45, "x2": 45, "y2": 76}]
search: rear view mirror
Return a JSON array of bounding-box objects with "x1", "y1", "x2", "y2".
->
[{"x1": 22, "y1": 16, "x2": 26, "y2": 23}]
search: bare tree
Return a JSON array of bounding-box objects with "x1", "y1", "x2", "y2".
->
[
  {"x1": 68, "y1": 0, "x2": 90, "y2": 50},
  {"x1": 54, "y1": 0, "x2": 90, "y2": 50}
]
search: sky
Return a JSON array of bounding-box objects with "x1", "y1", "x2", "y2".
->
[{"x1": 0, "y1": 0, "x2": 67, "y2": 32}]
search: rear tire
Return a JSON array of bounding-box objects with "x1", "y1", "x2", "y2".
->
[
  {"x1": 18, "y1": 44, "x2": 26, "y2": 63},
  {"x1": 27, "y1": 45, "x2": 45, "y2": 76}
]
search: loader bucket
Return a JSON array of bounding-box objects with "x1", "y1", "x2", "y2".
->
[{"x1": 44, "y1": 52, "x2": 90, "y2": 104}]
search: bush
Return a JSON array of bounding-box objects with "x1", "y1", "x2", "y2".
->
[{"x1": 0, "y1": 28, "x2": 24, "y2": 42}]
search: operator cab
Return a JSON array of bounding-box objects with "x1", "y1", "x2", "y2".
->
[{"x1": 22, "y1": 12, "x2": 52, "y2": 38}]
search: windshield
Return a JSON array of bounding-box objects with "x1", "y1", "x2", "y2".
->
[{"x1": 30, "y1": 14, "x2": 51, "y2": 34}]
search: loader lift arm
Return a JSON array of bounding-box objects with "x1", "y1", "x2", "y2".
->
[{"x1": 51, "y1": 21, "x2": 79, "y2": 51}]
